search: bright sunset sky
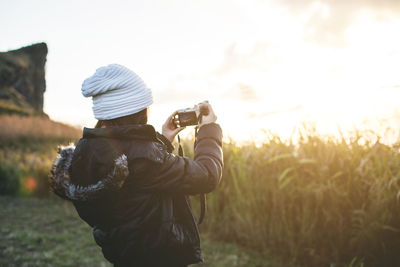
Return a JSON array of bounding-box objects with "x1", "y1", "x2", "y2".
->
[{"x1": 1, "y1": 0, "x2": 400, "y2": 142}]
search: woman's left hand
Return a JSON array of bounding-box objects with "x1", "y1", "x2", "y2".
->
[{"x1": 162, "y1": 111, "x2": 185, "y2": 143}]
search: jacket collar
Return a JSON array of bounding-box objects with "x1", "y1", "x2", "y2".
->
[
  {"x1": 50, "y1": 144, "x2": 129, "y2": 202},
  {"x1": 83, "y1": 124, "x2": 158, "y2": 141}
]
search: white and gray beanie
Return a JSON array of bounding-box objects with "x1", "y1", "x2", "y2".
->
[{"x1": 81, "y1": 64, "x2": 153, "y2": 120}]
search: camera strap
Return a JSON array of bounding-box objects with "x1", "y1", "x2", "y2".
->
[{"x1": 177, "y1": 132, "x2": 206, "y2": 225}]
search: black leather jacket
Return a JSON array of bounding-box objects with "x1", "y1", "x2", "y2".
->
[{"x1": 66, "y1": 123, "x2": 223, "y2": 266}]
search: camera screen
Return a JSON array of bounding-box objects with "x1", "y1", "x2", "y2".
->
[{"x1": 178, "y1": 111, "x2": 198, "y2": 127}]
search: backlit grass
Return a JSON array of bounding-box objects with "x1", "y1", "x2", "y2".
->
[
  {"x1": 2, "y1": 115, "x2": 400, "y2": 266},
  {"x1": 199, "y1": 132, "x2": 400, "y2": 266}
]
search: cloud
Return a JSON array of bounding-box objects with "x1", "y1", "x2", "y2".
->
[
  {"x1": 218, "y1": 82, "x2": 261, "y2": 102},
  {"x1": 237, "y1": 83, "x2": 259, "y2": 101},
  {"x1": 155, "y1": 0, "x2": 400, "y2": 105},
  {"x1": 155, "y1": 82, "x2": 208, "y2": 104},
  {"x1": 215, "y1": 43, "x2": 278, "y2": 75},
  {"x1": 273, "y1": 0, "x2": 400, "y2": 47},
  {"x1": 246, "y1": 105, "x2": 303, "y2": 119},
  {"x1": 154, "y1": 72, "x2": 222, "y2": 104},
  {"x1": 155, "y1": 43, "x2": 277, "y2": 104}
]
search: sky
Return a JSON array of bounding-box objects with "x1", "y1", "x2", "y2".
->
[{"x1": 1, "y1": 0, "x2": 400, "y2": 143}]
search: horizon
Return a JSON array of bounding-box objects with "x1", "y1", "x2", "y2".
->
[{"x1": 1, "y1": 0, "x2": 400, "y2": 143}]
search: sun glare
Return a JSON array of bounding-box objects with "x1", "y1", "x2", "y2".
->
[
  {"x1": 210, "y1": 8, "x2": 400, "y2": 144},
  {"x1": 4, "y1": 0, "x2": 394, "y2": 145}
]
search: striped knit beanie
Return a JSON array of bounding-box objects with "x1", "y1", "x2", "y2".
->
[{"x1": 81, "y1": 64, "x2": 153, "y2": 120}]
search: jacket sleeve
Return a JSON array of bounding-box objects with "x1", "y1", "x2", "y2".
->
[{"x1": 137, "y1": 123, "x2": 223, "y2": 195}]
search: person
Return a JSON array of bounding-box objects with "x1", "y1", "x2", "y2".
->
[{"x1": 50, "y1": 64, "x2": 223, "y2": 266}]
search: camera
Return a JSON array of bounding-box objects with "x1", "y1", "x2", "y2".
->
[{"x1": 173, "y1": 101, "x2": 209, "y2": 127}]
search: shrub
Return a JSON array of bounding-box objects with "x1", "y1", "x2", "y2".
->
[{"x1": 0, "y1": 163, "x2": 22, "y2": 195}]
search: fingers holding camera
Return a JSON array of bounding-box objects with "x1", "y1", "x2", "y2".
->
[
  {"x1": 196, "y1": 103, "x2": 217, "y2": 128},
  {"x1": 162, "y1": 111, "x2": 185, "y2": 143},
  {"x1": 163, "y1": 102, "x2": 217, "y2": 142}
]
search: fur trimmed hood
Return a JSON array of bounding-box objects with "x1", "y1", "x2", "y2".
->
[{"x1": 50, "y1": 144, "x2": 129, "y2": 201}]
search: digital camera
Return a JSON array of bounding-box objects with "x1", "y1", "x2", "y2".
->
[{"x1": 173, "y1": 101, "x2": 209, "y2": 127}]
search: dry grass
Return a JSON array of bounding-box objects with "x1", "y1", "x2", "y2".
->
[
  {"x1": 2, "y1": 116, "x2": 400, "y2": 266},
  {"x1": 0, "y1": 115, "x2": 81, "y2": 142},
  {"x1": 196, "y1": 132, "x2": 400, "y2": 267}
]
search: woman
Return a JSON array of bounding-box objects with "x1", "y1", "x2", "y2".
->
[{"x1": 50, "y1": 64, "x2": 223, "y2": 266}]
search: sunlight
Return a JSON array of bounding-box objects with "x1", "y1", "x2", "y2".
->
[
  {"x1": 211, "y1": 9, "x2": 400, "y2": 144},
  {"x1": 1, "y1": 0, "x2": 396, "y2": 145},
  {"x1": 2, "y1": 1, "x2": 400, "y2": 265}
]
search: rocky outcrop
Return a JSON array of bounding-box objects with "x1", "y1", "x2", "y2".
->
[{"x1": 0, "y1": 43, "x2": 48, "y2": 115}]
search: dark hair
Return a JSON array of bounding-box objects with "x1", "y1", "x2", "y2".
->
[{"x1": 95, "y1": 108, "x2": 148, "y2": 128}]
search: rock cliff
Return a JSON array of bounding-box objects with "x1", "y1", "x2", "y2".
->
[{"x1": 0, "y1": 43, "x2": 48, "y2": 115}]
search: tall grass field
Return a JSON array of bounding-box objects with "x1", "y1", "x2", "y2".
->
[
  {"x1": 1, "y1": 114, "x2": 400, "y2": 266},
  {"x1": 201, "y1": 133, "x2": 400, "y2": 266}
]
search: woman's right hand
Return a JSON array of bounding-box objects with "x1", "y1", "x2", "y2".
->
[
  {"x1": 195, "y1": 103, "x2": 217, "y2": 128},
  {"x1": 162, "y1": 111, "x2": 185, "y2": 143}
]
